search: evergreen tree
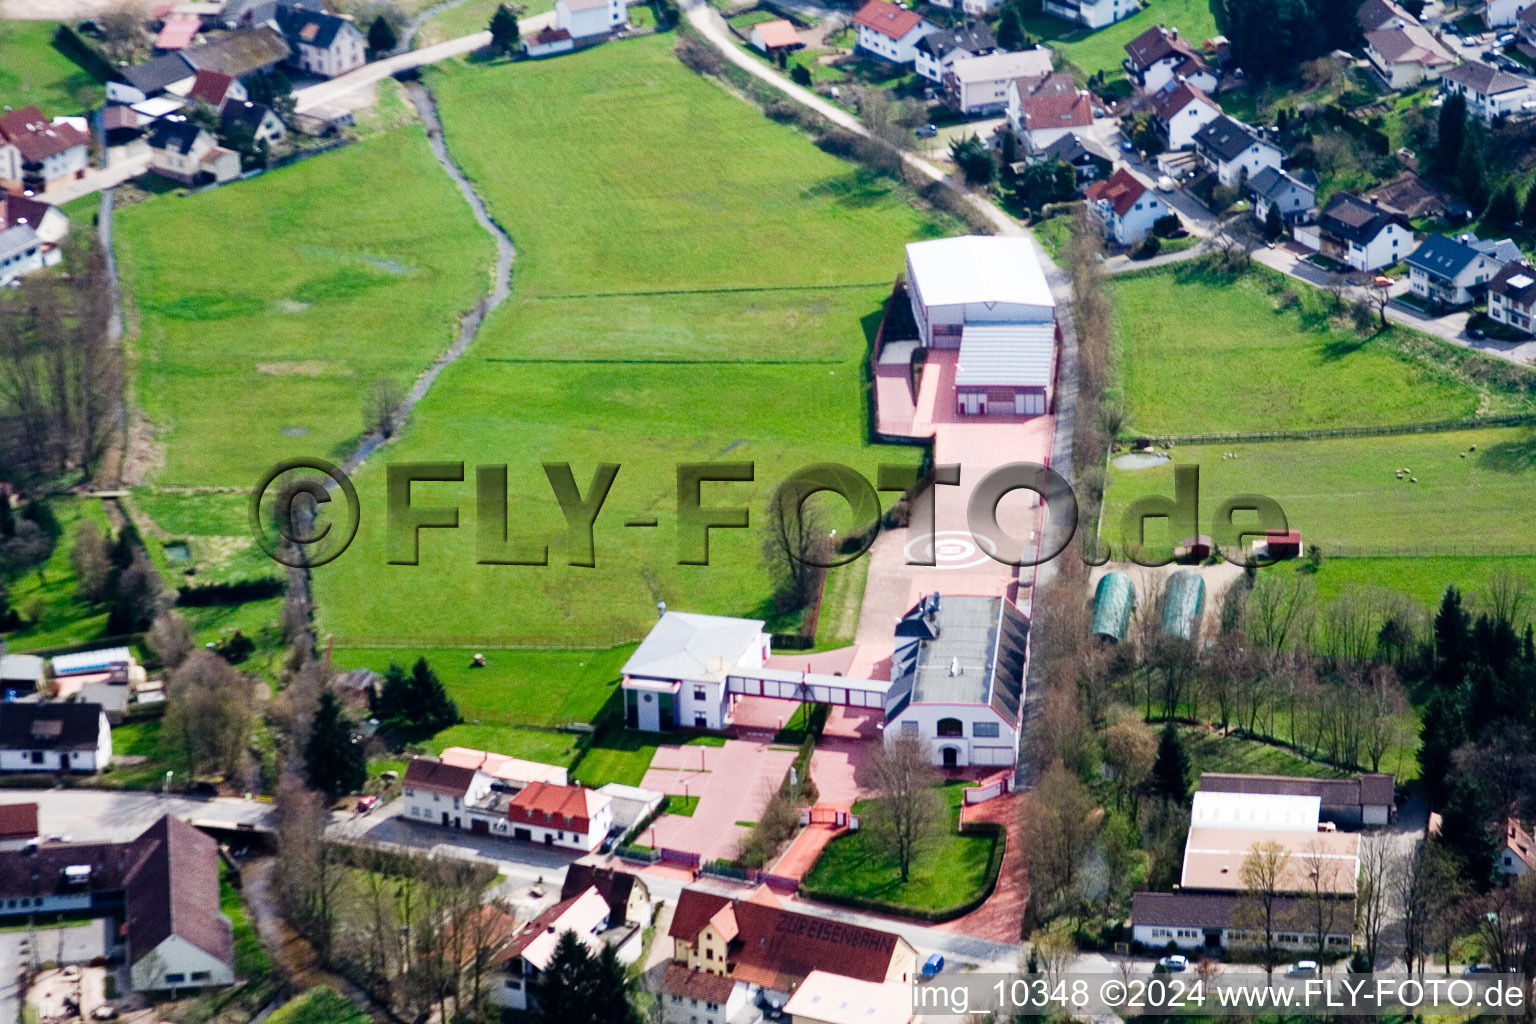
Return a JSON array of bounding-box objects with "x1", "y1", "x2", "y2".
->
[
  {"x1": 590, "y1": 943, "x2": 642, "y2": 1024},
  {"x1": 367, "y1": 15, "x2": 397, "y2": 55},
  {"x1": 1435, "y1": 776, "x2": 1498, "y2": 892},
  {"x1": 1417, "y1": 689, "x2": 1466, "y2": 807},
  {"x1": 1486, "y1": 185, "x2": 1519, "y2": 227},
  {"x1": 1522, "y1": 186, "x2": 1536, "y2": 232},
  {"x1": 1000, "y1": 128, "x2": 1019, "y2": 169},
  {"x1": 997, "y1": 2, "x2": 1026, "y2": 50},
  {"x1": 410, "y1": 656, "x2": 458, "y2": 734},
  {"x1": 1264, "y1": 202, "x2": 1285, "y2": 242},
  {"x1": 490, "y1": 3, "x2": 521, "y2": 54},
  {"x1": 790, "y1": 62, "x2": 812, "y2": 87},
  {"x1": 1437, "y1": 92, "x2": 1466, "y2": 174},
  {"x1": 532, "y1": 932, "x2": 601, "y2": 1024},
  {"x1": 1458, "y1": 121, "x2": 1489, "y2": 210},
  {"x1": 1432, "y1": 586, "x2": 1470, "y2": 691},
  {"x1": 0, "y1": 497, "x2": 15, "y2": 538},
  {"x1": 305, "y1": 690, "x2": 366, "y2": 799},
  {"x1": 376, "y1": 661, "x2": 411, "y2": 729},
  {"x1": 0, "y1": 580, "x2": 21, "y2": 631},
  {"x1": 1149, "y1": 723, "x2": 1189, "y2": 801}
]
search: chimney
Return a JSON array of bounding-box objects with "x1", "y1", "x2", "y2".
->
[{"x1": 1169, "y1": 26, "x2": 1178, "y2": 38}]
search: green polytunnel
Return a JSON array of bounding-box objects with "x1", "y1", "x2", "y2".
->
[
  {"x1": 1161, "y1": 569, "x2": 1205, "y2": 640},
  {"x1": 1091, "y1": 571, "x2": 1136, "y2": 642}
]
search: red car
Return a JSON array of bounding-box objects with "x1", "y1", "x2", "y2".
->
[{"x1": 355, "y1": 795, "x2": 379, "y2": 814}]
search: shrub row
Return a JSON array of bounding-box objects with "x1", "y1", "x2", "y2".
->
[{"x1": 177, "y1": 578, "x2": 285, "y2": 606}]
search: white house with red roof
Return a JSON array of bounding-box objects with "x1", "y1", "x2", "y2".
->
[
  {"x1": 1085, "y1": 166, "x2": 1169, "y2": 245},
  {"x1": 524, "y1": 26, "x2": 575, "y2": 56},
  {"x1": 1365, "y1": 22, "x2": 1454, "y2": 89},
  {"x1": 749, "y1": 18, "x2": 802, "y2": 53},
  {"x1": 853, "y1": 0, "x2": 937, "y2": 64},
  {"x1": 0, "y1": 107, "x2": 89, "y2": 194},
  {"x1": 402, "y1": 756, "x2": 493, "y2": 829},
  {"x1": 1007, "y1": 74, "x2": 1096, "y2": 152},
  {"x1": 1150, "y1": 77, "x2": 1221, "y2": 149},
  {"x1": 185, "y1": 68, "x2": 246, "y2": 108},
  {"x1": 1123, "y1": 25, "x2": 1216, "y2": 94},
  {"x1": 507, "y1": 780, "x2": 613, "y2": 852}
]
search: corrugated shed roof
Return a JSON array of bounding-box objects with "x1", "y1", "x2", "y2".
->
[
  {"x1": 955, "y1": 323, "x2": 1054, "y2": 387},
  {"x1": 1091, "y1": 571, "x2": 1134, "y2": 641},
  {"x1": 1161, "y1": 569, "x2": 1204, "y2": 639}
]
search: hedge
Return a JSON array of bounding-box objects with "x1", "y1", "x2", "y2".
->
[
  {"x1": 796, "y1": 819, "x2": 1007, "y2": 923},
  {"x1": 177, "y1": 578, "x2": 285, "y2": 606}
]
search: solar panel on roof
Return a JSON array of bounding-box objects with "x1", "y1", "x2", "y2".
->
[{"x1": 1511, "y1": 274, "x2": 1534, "y2": 288}]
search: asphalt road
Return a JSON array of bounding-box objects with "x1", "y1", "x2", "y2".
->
[{"x1": 0, "y1": 788, "x2": 274, "y2": 842}]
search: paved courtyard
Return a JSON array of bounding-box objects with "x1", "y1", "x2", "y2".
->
[{"x1": 640, "y1": 733, "x2": 798, "y2": 863}]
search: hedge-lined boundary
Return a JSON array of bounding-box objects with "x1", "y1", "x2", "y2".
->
[{"x1": 796, "y1": 819, "x2": 1006, "y2": 923}]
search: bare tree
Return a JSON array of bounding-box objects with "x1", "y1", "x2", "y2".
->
[
  {"x1": 1395, "y1": 840, "x2": 1460, "y2": 975},
  {"x1": 1483, "y1": 567, "x2": 1531, "y2": 628},
  {"x1": 1356, "y1": 836, "x2": 1392, "y2": 968},
  {"x1": 69, "y1": 521, "x2": 112, "y2": 604},
  {"x1": 162, "y1": 649, "x2": 257, "y2": 781},
  {"x1": 146, "y1": 610, "x2": 194, "y2": 670},
  {"x1": 1298, "y1": 839, "x2": 1344, "y2": 961},
  {"x1": 862, "y1": 733, "x2": 941, "y2": 883},
  {"x1": 97, "y1": 0, "x2": 149, "y2": 61},
  {"x1": 1101, "y1": 718, "x2": 1156, "y2": 812},
  {"x1": 273, "y1": 771, "x2": 345, "y2": 964},
  {"x1": 761, "y1": 481, "x2": 827, "y2": 610},
  {"x1": 1025, "y1": 761, "x2": 1103, "y2": 926},
  {"x1": 1234, "y1": 840, "x2": 1293, "y2": 980},
  {"x1": 1245, "y1": 571, "x2": 1317, "y2": 656},
  {"x1": 1028, "y1": 919, "x2": 1076, "y2": 983}
]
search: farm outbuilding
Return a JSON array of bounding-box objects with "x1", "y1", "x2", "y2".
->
[
  {"x1": 1091, "y1": 571, "x2": 1135, "y2": 642},
  {"x1": 1161, "y1": 570, "x2": 1205, "y2": 640}
]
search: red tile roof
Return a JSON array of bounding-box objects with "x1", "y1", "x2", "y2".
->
[
  {"x1": 0, "y1": 802, "x2": 38, "y2": 842},
  {"x1": 1085, "y1": 167, "x2": 1149, "y2": 217},
  {"x1": 531, "y1": 25, "x2": 571, "y2": 43},
  {"x1": 124, "y1": 816, "x2": 233, "y2": 971},
  {"x1": 1150, "y1": 79, "x2": 1216, "y2": 122},
  {"x1": 662, "y1": 963, "x2": 737, "y2": 1003},
  {"x1": 187, "y1": 69, "x2": 235, "y2": 107},
  {"x1": 1124, "y1": 24, "x2": 1207, "y2": 72},
  {"x1": 507, "y1": 781, "x2": 605, "y2": 834},
  {"x1": 1019, "y1": 89, "x2": 1093, "y2": 133},
  {"x1": 0, "y1": 192, "x2": 54, "y2": 233},
  {"x1": 403, "y1": 756, "x2": 478, "y2": 796},
  {"x1": 753, "y1": 18, "x2": 802, "y2": 49},
  {"x1": 853, "y1": 0, "x2": 923, "y2": 41},
  {"x1": 669, "y1": 888, "x2": 733, "y2": 940},
  {"x1": 0, "y1": 107, "x2": 90, "y2": 163}
]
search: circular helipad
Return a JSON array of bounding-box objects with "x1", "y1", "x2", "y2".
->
[{"x1": 904, "y1": 529, "x2": 999, "y2": 570}]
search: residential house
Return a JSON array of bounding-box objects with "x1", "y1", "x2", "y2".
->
[
  {"x1": 103, "y1": 105, "x2": 144, "y2": 146},
  {"x1": 180, "y1": 27, "x2": 292, "y2": 78},
  {"x1": 1010, "y1": 79, "x2": 1095, "y2": 152},
  {"x1": 1192, "y1": 114, "x2": 1281, "y2": 186},
  {"x1": 943, "y1": 48, "x2": 1053, "y2": 115},
  {"x1": 1132, "y1": 891, "x2": 1355, "y2": 954},
  {"x1": 1181, "y1": 792, "x2": 1361, "y2": 897},
  {"x1": 1085, "y1": 165, "x2": 1170, "y2": 245},
  {"x1": 327, "y1": 667, "x2": 378, "y2": 710},
  {"x1": 1043, "y1": 0, "x2": 1140, "y2": 29},
  {"x1": 852, "y1": 0, "x2": 937, "y2": 64},
  {"x1": 554, "y1": 0, "x2": 626, "y2": 39},
  {"x1": 0, "y1": 652, "x2": 46, "y2": 696},
  {"x1": 884, "y1": 593, "x2": 1027, "y2": 767},
  {"x1": 1300, "y1": 192, "x2": 1414, "y2": 270},
  {"x1": 0, "y1": 225, "x2": 45, "y2": 287},
  {"x1": 493, "y1": 888, "x2": 610, "y2": 1011},
  {"x1": 220, "y1": 99, "x2": 286, "y2": 145},
  {"x1": 560, "y1": 863, "x2": 651, "y2": 927},
  {"x1": 1439, "y1": 60, "x2": 1536, "y2": 123},
  {"x1": 913, "y1": 22, "x2": 995, "y2": 83},
  {"x1": 401, "y1": 756, "x2": 492, "y2": 829},
  {"x1": 1501, "y1": 819, "x2": 1536, "y2": 875},
  {"x1": 1488, "y1": 260, "x2": 1536, "y2": 335},
  {"x1": 146, "y1": 119, "x2": 240, "y2": 185},
  {"x1": 1365, "y1": 23, "x2": 1455, "y2": 89},
  {"x1": 523, "y1": 27, "x2": 575, "y2": 56},
  {"x1": 1150, "y1": 78, "x2": 1222, "y2": 150},
  {"x1": 0, "y1": 703, "x2": 112, "y2": 773},
  {"x1": 0, "y1": 107, "x2": 90, "y2": 193},
  {"x1": 1197, "y1": 772, "x2": 1395, "y2": 827},
  {"x1": 1246, "y1": 166, "x2": 1317, "y2": 225},
  {"x1": 1405, "y1": 233, "x2": 1503, "y2": 307},
  {"x1": 111, "y1": 53, "x2": 197, "y2": 104},
  {"x1": 1357, "y1": 0, "x2": 1414, "y2": 32},
  {"x1": 748, "y1": 19, "x2": 802, "y2": 54},
  {"x1": 1521, "y1": 3, "x2": 1536, "y2": 47},
  {"x1": 273, "y1": 4, "x2": 367, "y2": 77},
  {"x1": 1123, "y1": 25, "x2": 1217, "y2": 95},
  {"x1": 663, "y1": 886, "x2": 918, "y2": 1019},
  {"x1": 506, "y1": 781, "x2": 613, "y2": 852},
  {"x1": 0, "y1": 802, "x2": 38, "y2": 851},
  {"x1": 186, "y1": 68, "x2": 246, "y2": 109},
  {"x1": 930, "y1": 0, "x2": 1001, "y2": 17},
  {"x1": 904, "y1": 235, "x2": 1057, "y2": 414},
  {"x1": 1485, "y1": 0, "x2": 1535, "y2": 26},
  {"x1": 437, "y1": 746, "x2": 569, "y2": 787},
  {"x1": 621, "y1": 611, "x2": 770, "y2": 731},
  {"x1": 1364, "y1": 169, "x2": 1458, "y2": 220},
  {"x1": 1034, "y1": 131, "x2": 1112, "y2": 184},
  {"x1": 782, "y1": 971, "x2": 914, "y2": 1024}
]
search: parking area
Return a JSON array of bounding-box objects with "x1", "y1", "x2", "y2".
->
[{"x1": 640, "y1": 733, "x2": 799, "y2": 863}]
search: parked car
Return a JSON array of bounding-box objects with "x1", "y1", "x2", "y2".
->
[
  {"x1": 922, "y1": 954, "x2": 945, "y2": 978},
  {"x1": 91, "y1": 1007, "x2": 118, "y2": 1020},
  {"x1": 1157, "y1": 954, "x2": 1190, "y2": 972},
  {"x1": 1498, "y1": 32, "x2": 1516, "y2": 44},
  {"x1": 1121, "y1": 139, "x2": 1136, "y2": 152},
  {"x1": 355, "y1": 794, "x2": 378, "y2": 814},
  {"x1": 1469, "y1": 326, "x2": 1487, "y2": 339},
  {"x1": 1156, "y1": 175, "x2": 1177, "y2": 192},
  {"x1": 1373, "y1": 275, "x2": 1392, "y2": 288},
  {"x1": 1289, "y1": 960, "x2": 1320, "y2": 976},
  {"x1": 915, "y1": 124, "x2": 938, "y2": 138}
]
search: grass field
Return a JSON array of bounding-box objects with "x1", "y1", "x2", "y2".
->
[
  {"x1": 1102, "y1": 427, "x2": 1536, "y2": 556},
  {"x1": 571, "y1": 728, "x2": 725, "y2": 788},
  {"x1": 1023, "y1": 0, "x2": 1220, "y2": 80},
  {"x1": 1109, "y1": 263, "x2": 1526, "y2": 436},
  {"x1": 1305, "y1": 555, "x2": 1536, "y2": 606},
  {"x1": 115, "y1": 127, "x2": 493, "y2": 488},
  {"x1": 308, "y1": 38, "x2": 951, "y2": 649},
  {"x1": 265, "y1": 988, "x2": 367, "y2": 1024},
  {"x1": 221, "y1": 862, "x2": 273, "y2": 981},
  {"x1": 803, "y1": 781, "x2": 996, "y2": 910},
  {"x1": 423, "y1": 723, "x2": 584, "y2": 765},
  {"x1": 131, "y1": 490, "x2": 283, "y2": 587},
  {"x1": 3, "y1": 497, "x2": 112, "y2": 652},
  {"x1": 0, "y1": 22, "x2": 103, "y2": 116}
]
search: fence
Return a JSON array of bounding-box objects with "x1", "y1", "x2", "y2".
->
[
  {"x1": 616, "y1": 845, "x2": 660, "y2": 864},
  {"x1": 1128, "y1": 411, "x2": 1536, "y2": 448},
  {"x1": 699, "y1": 862, "x2": 801, "y2": 894},
  {"x1": 659, "y1": 847, "x2": 701, "y2": 869},
  {"x1": 961, "y1": 772, "x2": 1016, "y2": 806}
]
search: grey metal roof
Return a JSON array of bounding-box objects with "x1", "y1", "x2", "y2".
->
[
  {"x1": 120, "y1": 53, "x2": 196, "y2": 95},
  {"x1": 1470, "y1": 236, "x2": 1522, "y2": 264},
  {"x1": 0, "y1": 654, "x2": 44, "y2": 684},
  {"x1": 1193, "y1": 115, "x2": 1272, "y2": 163},
  {"x1": 0, "y1": 224, "x2": 40, "y2": 264},
  {"x1": 146, "y1": 118, "x2": 204, "y2": 155},
  {"x1": 1319, "y1": 192, "x2": 1407, "y2": 246},
  {"x1": 890, "y1": 594, "x2": 1028, "y2": 721},
  {"x1": 1404, "y1": 233, "x2": 1485, "y2": 278},
  {"x1": 1091, "y1": 571, "x2": 1135, "y2": 641},
  {"x1": 623, "y1": 612, "x2": 764, "y2": 683},
  {"x1": 955, "y1": 323, "x2": 1055, "y2": 387},
  {"x1": 1246, "y1": 165, "x2": 1313, "y2": 204}
]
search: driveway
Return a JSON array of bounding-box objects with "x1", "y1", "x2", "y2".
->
[{"x1": 0, "y1": 788, "x2": 273, "y2": 842}]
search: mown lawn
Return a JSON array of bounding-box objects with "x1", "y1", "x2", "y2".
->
[
  {"x1": 1305, "y1": 555, "x2": 1536, "y2": 607},
  {"x1": 571, "y1": 728, "x2": 726, "y2": 788},
  {"x1": 0, "y1": 22, "x2": 104, "y2": 116},
  {"x1": 1109, "y1": 263, "x2": 1523, "y2": 436},
  {"x1": 221, "y1": 863, "x2": 274, "y2": 981},
  {"x1": 1101, "y1": 427, "x2": 1536, "y2": 555},
  {"x1": 331, "y1": 645, "x2": 631, "y2": 728},
  {"x1": 265, "y1": 988, "x2": 367, "y2": 1024},
  {"x1": 1023, "y1": 0, "x2": 1220, "y2": 80},
  {"x1": 115, "y1": 127, "x2": 493, "y2": 488},
  {"x1": 423, "y1": 723, "x2": 584, "y2": 765},
  {"x1": 803, "y1": 781, "x2": 995, "y2": 911},
  {"x1": 310, "y1": 38, "x2": 947, "y2": 648},
  {"x1": 3, "y1": 497, "x2": 112, "y2": 652},
  {"x1": 131, "y1": 490, "x2": 282, "y2": 588}
]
